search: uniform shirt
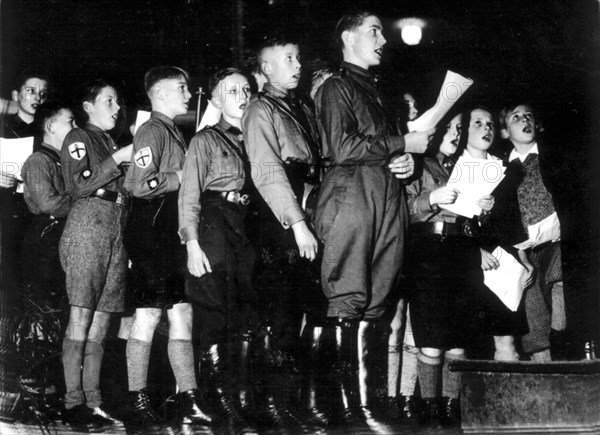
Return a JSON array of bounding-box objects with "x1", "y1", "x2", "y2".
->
[
  {"x1": 407, "y1": 153, "x2": 458, "y2": 224},
  {"x1": 22, "y1": 143, "x2": 71, "y2": 217},
  {"x1": 314, "y1": 61, "x2": 405, "y2": 166},
  {"x1": 61, "y1": 124, "x2": 125, "y2": 199},
  {"x1": 242, "y1": 83, "x2": 319, "y2": 230},
  {"x1": 178, "y1": 118, "x2": 247, "y2": 243},
  {"x1": 124, "y1": 111, "x2": 186, "y2": 199}
]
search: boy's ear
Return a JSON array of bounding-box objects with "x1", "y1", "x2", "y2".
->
[
  {"x1": 11, "y1": 90, "x2": 19, "y2": 102},
  {"x1": 341, "y1": 30, "x2": 354, "y2": 48},
  {"x1": 82, "y1": 101, "x2": 94, "y2": 114},
  {"x1": 211, "y1": 92, "x2": 223, "y2": 110},
  {"x1": 261, "y1": 60, "x2": 272, "y2": 77},
  {"x1": 46, "y1": 118, "x2": 55, "y2": 134},
  {"x1": 500, "y1": 128, "x2": 510, "y2": 140}
]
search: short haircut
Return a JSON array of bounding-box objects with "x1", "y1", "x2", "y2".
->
[
  {"x1": 335, "y1": 11, "x2": 377, "y2": 49},
  {"x1": 499, "y1": 102, "x2": 535, "y2": 130},
  {"x1": 255, "y1": 36, "x2": 299, "y2": 71},
  {"x1": 14, "y1": 69, "x2": 49, "y2": 92},
  {"x1": 144, "y1": 66, "x2": 189, "y2": 93},
  {"x1": 208, "y1": 67, "x2": 246, "y2": 96},
  {"x1": 74, "y1": 79, "x2": 117, "y2": 125},
  {"x1": 33, "y1": 100, "x2": 70, "y2": 136}
]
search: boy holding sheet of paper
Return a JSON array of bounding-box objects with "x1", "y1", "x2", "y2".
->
[{"x1": 489, "y1": 103, "x2": 568, "y2": 361}]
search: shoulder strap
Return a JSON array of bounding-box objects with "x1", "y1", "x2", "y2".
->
[
  {"x1": 205, "y1": 126, "x2": 247, "y2": 162},
  {"x1": 36, "y1": 146, "x2": 61, "y2": 163},
  {"x1": 259, "y1": 93, "x2": 313, "y2": 142}
]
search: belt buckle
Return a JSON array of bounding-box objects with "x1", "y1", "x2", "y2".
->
[
  {"x1": 239, "y1": 194, "x2": 250, "y2": 206},
  {"x1": 116, "y1": 193, "x2": 125, "y2": 205}
]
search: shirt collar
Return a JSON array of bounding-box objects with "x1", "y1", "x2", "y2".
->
[
  {"x1": 217, "y1": 118, "x2": 242, "y2": 138},
  {"x1": 151, "y1": 110, "x2": 175, "y2": 127},
  {"x1": 340, "y1": 61, "x2": 379, "y2": 87},
  {"x1": 40, "y1": 142, "x2": 61, "y2": 159},
  {"x1": 509, "y1": 143, "x2": 539, "y2": 163},
  {"x1": 462, "y1": 149, "x2": 496, "y2": 161},
  {"x1": 262, "y1": 82, "x2": 289, "y2": 99}
]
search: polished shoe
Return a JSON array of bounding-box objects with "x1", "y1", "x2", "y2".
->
[
  {"x1": 127, "y1": 388, "x2": 168, "y2": 434},
  {"x1": 398, "y1": 395, "x2": 420, "y2": 424},
  {"x1": 62, "y1": 403, "x2": 109, "y2": 432},
  {"x1": 442, "y1": 396, "x2": 461, "y2": 427},
  {"x1": 90, "y1": 405, "x2": 124, "y2": 427},
  {"x1": 420, "y1": 398, "x2": 443, "y2": 428},
  {"x1": 178, "y1": 389, "x2": 212, "y2": 426}
]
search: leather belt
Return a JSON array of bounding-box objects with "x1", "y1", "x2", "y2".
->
[
  {"x1": 411, "y1": 221, "x2": 477, "y2": 238},
  {"x1": 204, "y1": 190, "x2": 250, "y2": 206},
  {"x1": 92, "y1": 188, "x2": 130, "y2": 207}
]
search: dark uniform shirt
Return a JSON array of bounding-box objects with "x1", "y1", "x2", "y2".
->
[
  {"x1": 179, "y1": 118, "x2": 247, "y2": 243},
  {"x1": 316, "y1": 61, "x2": 405, "y2": 165},
  {"x1": 242, "y1": 83, "x2": 319, "y2": 229},
  {"x1": 22, "y1": 143, "x2": 71, "y2": 217},
  {"x1": 407, "y1": 153, "x2": 457, "y2": 224},
  {"x1": 61, "y1": 124, "x2": 126, "y2": 198},
  {"x1": 124, "y1": 111, "x2": 186, "y2": 199}
]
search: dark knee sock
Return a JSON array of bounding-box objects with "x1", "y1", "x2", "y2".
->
[
  {"x1": 127, "y1": 338, "x2": 152, "y2": 392},
  {"x1": 417, "y1": 351, "x2": 442, "y2": 399},
  {"x1": 62, "y1": 338, "x2": 86, "y2": 409},
  {"x1": 168, "y1": 339, "x2": 197, "y2": 393},
  {"x1": 442, "y1": 352, "x2": 465, "y2": 399},
  {"x1": 82, "y1": 340, "x2": 104, "y2": 407}
]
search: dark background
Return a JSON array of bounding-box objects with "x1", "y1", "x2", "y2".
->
[{"x1": 1, "y1": 0, "x2": 599, "y2": 342}]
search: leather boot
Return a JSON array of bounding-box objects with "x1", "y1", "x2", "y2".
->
[
  {"x1": 251, "y1": 327, "x2": 298, "y2": 430},
  {"x1": 127, "y1": 388, "x2": 168, "y2": 434},
  {"x1": 207, "y1": 343, "x2": 257, "y2": 434},
  {"x1": 178, "y1": 388, "x2": 212, "y2": 426},
  {"x1": 237, "y1": 338, "x2": 257, "y2": 420},
  {"x1": 298, "y1": 325, "x2": 329, "y2": 427},
  {"x1": 356, "y1": 320, "x2": 395, "y2": 433}
]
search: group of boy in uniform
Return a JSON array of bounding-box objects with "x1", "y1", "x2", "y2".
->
[{"x1": 0, "y1": 9, "x2": 586, "y2": 435}]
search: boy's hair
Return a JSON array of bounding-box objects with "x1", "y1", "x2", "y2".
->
[
  {"x1": 33, "y1": 100, "x2": 70, "y2": 135},
  {"x1": 335, "y1": 11, "x2": 377, "y2": 49},
  {"x1": 456, "y1": 105, "x2": 495, "y2": 154},
  {"x1": 14, "y1": 69, "x2": 50, "y2": 92},
  {"x1": 74, "y1": 79, "x2": 117, "y2": 125},
  {"x1": 428, "y1": 110, "x2": 463, "y2": 157},
  {"x1": 255, "y1": 36, "x2": 299, "y2": 72},
  {"x1": 208, "y1": 67, "x2": 246, "y2": 97},
  {"x1": 498, "y1": 102, "x2": 536, "y2": 130},
  {"x1": 144, "y1": 66, "x2": 189, "y2": 94}
]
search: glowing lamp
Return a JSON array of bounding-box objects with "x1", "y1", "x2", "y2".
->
[{"x1": 401, "y1": 25, "x2": 422, "y2": 45}]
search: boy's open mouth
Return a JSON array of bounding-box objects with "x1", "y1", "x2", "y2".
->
[
  {"x1": 522, "y1": 125, "x2": 533, "y2": 134},
  {"x1": 482, "y1": 134, "x2": 491, "y2": 142},
  {"x1": 375, "y1": 48, "x2": 383, "y2": 57}
]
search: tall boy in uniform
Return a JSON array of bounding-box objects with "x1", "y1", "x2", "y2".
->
[
  {"x1": 123, "y1": 66, "x2": 212, "y2": 432},
  {"x1": 242, "y1": 37, "x2": 327, "y2": 425},
  {"x1": 313, "y1": 11, "x2": 431, "y2": 420}
]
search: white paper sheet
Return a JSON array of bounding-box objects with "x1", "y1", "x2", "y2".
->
[
  {"x1": 514, "y1": 211, "x2": 561, "y2": 250},
  {"x1": 0, "y1": 136, "x2": 34, "y2": 180},
  {"x1": 197, "y1": 100, "x2": 222, "y2": 131},
  {"x1": 407, "y1": 70, "x2": 473, "y2": 132},
  {"x1": 440, "y1": 154, "x2": 506, "y2": 218},
  {"x1": 483, "y1": 247, "x2": 526, "y2": 312},
  {"x1": 134, "y1": 110, "x2": 151, "y2": 134}
]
